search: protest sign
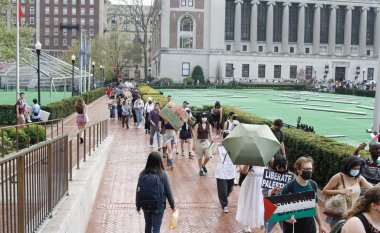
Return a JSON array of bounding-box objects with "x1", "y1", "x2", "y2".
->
[
  {"x1": 264, "y1": 191, "x2": 316, "y2": 223},
  {"x1": 159, "y1": 103, "x2": 190, "y2": 130},
  {"x1": 261, "y1": 169, "x2": 294, "y2": 189}
]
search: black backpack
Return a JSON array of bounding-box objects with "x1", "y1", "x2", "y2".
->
[{"x1": 136, "y1": 173, "x2": 164, "y2": 210}]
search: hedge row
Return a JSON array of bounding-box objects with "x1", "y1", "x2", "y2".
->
[
  {"x1": 335, "y1": 88, "x2": 376, "y2": 97},
  {"x1": 139, "y1": 84, "x2": 167, "y2": 106},
  {"x1": 153, "y1": 83, "x2": 308, "y2": 90},
  {"x1": 0, "y1": 87, "x2": 106, "y2": 125},
  {"x1": 139, "y1": 86, "x2": 368, "y2": 186}
]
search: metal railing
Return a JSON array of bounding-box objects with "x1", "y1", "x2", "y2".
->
[
  {"x1": 1, "y1": 119, "x2": 64, "y2": 157},
  {"x1": 0, "y1": 119, "x2": 108, "y2": 233}
]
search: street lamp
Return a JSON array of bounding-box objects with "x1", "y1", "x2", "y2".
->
[
  {"x1": 100, "y1": 65, "x2": 104, "y2": 86},
  {"x1": 35, "y1": 41, "x2": 42, "y2": 105},
  {"x1": 232, "y1": 66, "x2": 235, "y2": 88},
  {"x1": 363, "y1": 68, "x2": 366, "y2": 83},
  {"x1": 71, "y1": 54, "x2": 76, "y2": 96},
  {"x1": 92, "y1": 61, "x2": 95, "y2": 89}
]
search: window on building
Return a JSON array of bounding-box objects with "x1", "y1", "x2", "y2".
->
[
  {"x1": 90, "y1": 0, "x2": 94, "y2": 5},
  {"x1": 179, "y1": 17, "x2": 193, "y2": 49},
  {"x1": 72, "y1": 28, "x2": 76, "y2": 36},
  {"x1": 182, "y1": 62, "x2": 190, "y2": 76},
  {"x1": 45, "y1": 7, "x2": 50, "y2": 14},
  {"x1": 63, "y1": 0, "x2": 67, "y2": 4},
  {"x1": 225, "y1": 0, "x2": 235, "y2": 40},
  {"x1": 320, "y1": 6, "x2": 330, "y2": 43},
  {"x1": 63, "y1": 18, "x2": 67, "y2": 24},
  {"x1": 258, "y1": 46, "x2": 263, "y2": 52},
  {"x1": 258, "y1": 64, "x2": 266, "y2": 78},
  {"x1": 54, "y1": 17, "x2": 59, "y2": 25},
  {"x1": 304, "y1": 4, "x2": 314, "y2": 43},
  {"x1": 81, "y1": 8, "x2": 85, "y2": 15},
  {"x1": 72, "y1": 7, "x2": 76, "y2": 15},
  {"x1": 290, "y1": 65, "x2": 297, "y2": 78},
  {"x1": 90, "y1": 8, "x2": 94, "y2": 16},
  {"x1": 45, "y1": 38, "x2": 50, "y2": 46},
  {"x1": 72, "y1": 0, "x2": 76, "y2": 4},
  {"x1": 45, "y1": 17, "x2": 50, "y2": 25},
  {"x1": 45, "y1": 0, "x2": 49, "y2": 4},
  {"x1": 241, "y1": 0, "x2": 251, "y2": 40},
  {"x1": 54, "y1": 28, "x2": 58, "y2": 35},
  {"x1": 72, "y1": 38, "x2": 77, "y2": 45},
  {"x1": 72, "y1": 18, "x2": 76, "y2": 24},
  {"x1": 54, "y1": 38, "x2": 58, "y2": 46},
  {"x1": 305, "y1": 48, "x2": 310, "y2": 53},
  {"x1": 45, "y1": 28, "x2": 49, "y2": 35},
  {"x1": 274, "y1": 46, "x2": 278, "y2": 53},
  {"x1": 81, "y1": 0, "x2": 85, "y2": 5},
  {"x1": 257, "y1": 3, "x2": 267, "y2": 41},
  {"x1": 89, "y1": 29, "x2": 94, "y2": 35},
  {"x1": 367, "y1": 50, "x2": 371, "y2": 56},
  {"x1": 81, "y1": 18, "x2": 85, "y2": 25},
  {"x1": 30, "y1": 37, "x2": 34, "y2": 45},
  {"x1": 89, "y1": 18, "x2": 94, "y2": 26},
  {"x1": 63, "y1": 28, "x2": 67, "y2": 36},
  {"x1": 289, "y1": 4, "x2": 298, "y2": 42},
  {"x1": 242, "y1": 64, "x2": 249, "y2": 77},
  {"x1": 335, "y1": 6, "x2": 345, "y2": 44},
  {"x1": 242, "y1": 45, "x2": 247, "y2": 51},
  {"x1": 274, "y1": 65, "x2": 281, "y2": 78},
  {"x1": 226, "y1": 63, "x2": 234, "y2": 77},
  {"x1": 21, "y1": 17, "x2": 25, "y2": 25},
  {"x1": 63, "y1": 7, "x2": 67, "y2": 15},
  {"x1": 54, "y1": 0, "x2": 58, "y2": 4},
  {"x1": 306, "y1": 66, "x2": 313, "y2": 79},
  {"x1": 30, "y1": 7, "x2": 34, "y2": 14},
  {"x1": 273, "y1": 3, "x2": 283, "y2": 42},
  {"x1": 54, "y1": 7, "x2": 58, "y2": 15},
  {"x1": 226, "y1": 44, "x2": 231, "y2": 51},
  {"x1": 63, "y1": 39, "x2": 67, "y2": 46},
  {"x1": 181, "y1": 0, "x2": 186, "y2": 6},
  {"x1": 188, "y1": 0, "x2": 193, "y2": 7},
  {"x1": 367, "y1": 8, "x2": 375, "y2": 45},
  {"x1": 351, "y1": 7, "x2": 360, "y2": 45},
  {"x1": 368, "y1": 68, "x2": 374, "y2": 80}
]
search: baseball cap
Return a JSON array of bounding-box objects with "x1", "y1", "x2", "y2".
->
[{"x1": 183, "y1": 101, "x2": 189, "y2": 105}]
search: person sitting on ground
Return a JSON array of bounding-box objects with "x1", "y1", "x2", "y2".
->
[
  {"x1": 341, "y1": 186, "x2": 380, "y2": 233},
  {"x1": 353, "y1": 143, "x2": 380, "y2": 185},
  {"x1": 322, "y1": 156, "x2": 373, "y2": 229}
]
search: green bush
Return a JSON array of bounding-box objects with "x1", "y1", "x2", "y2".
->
[
  {"x1": 191, "y1": 66, "x2": 205, "y2": 84},
  {"x1": 159, "y1": 77, "x2": 173, "y2": 86},
  {"x1": 155, "y1": 83, "x2": 307, "y2": 90},
  {"x1": 335, "y1": 88, "x2": 376, "y2": 97},
  {"x1": 183, "y1": 77, "x2": 194, "y2": 85},
  {"x1": 0, "y1": 130, "x2": 15, "y2": 156},
  {"x1": 24, "y1": 124, "x2": 46, "y2": 144},
  {"x1": 138, "y1": 85, "x2": 167, "y2": 106},
  {"x1": 4, "y1": 127, "x2": 29, "y2": 150}
]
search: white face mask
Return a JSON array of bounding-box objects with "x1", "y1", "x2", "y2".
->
[{"x1": 349, "y1": 169, "x2": 360, "y2": 177}]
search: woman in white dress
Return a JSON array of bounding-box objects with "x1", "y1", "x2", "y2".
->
[{"x1": 236, "y1": 165, "x2": 265, "y2": 233}]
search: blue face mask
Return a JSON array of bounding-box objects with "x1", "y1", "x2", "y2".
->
[{"x1": 349, "y1": 169, "x2": 360, "y2": 177}]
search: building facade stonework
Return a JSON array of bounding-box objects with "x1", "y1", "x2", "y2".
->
[{"x1": 152, "y1": 0, "x2": 380, "y2": 83}]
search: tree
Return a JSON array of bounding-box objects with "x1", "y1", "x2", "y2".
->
[
  {"x1": 296, "y1": 68, "x2": 306, "y2": 82},
  {"x1": 192, "y1": 66, "x2": 205, "y2": 84},
  {"x1": 118, "y1": 0, "x2": 158, "y2": 82}
]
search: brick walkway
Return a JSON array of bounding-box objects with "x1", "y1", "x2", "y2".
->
[{"x1": 80, "y1": 97, "x2": 330, "y2": 233}]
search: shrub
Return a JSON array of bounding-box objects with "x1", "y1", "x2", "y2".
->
[
  {"x1": 183, "y1": 77, "x2": 194, "y2": 85},
  {"x1": 4, "y1": 127, "x2": 29, "y2": 150},
  {"x1": 192, "y1": 66, "x2": 205, "y2": 84},
  {"x1": 0, "y1": 130, "x2": 15, "y2": 156},
  {"x1": 159, "y1": 77, "x2": 173, "y2": 86},
  {"x1": 24, "y1": 124, "x2": 46, "y2": 144}
]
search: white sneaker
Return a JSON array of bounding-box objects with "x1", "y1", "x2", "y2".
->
[
  {"x1": 215, "y1": 135, "x2": 220, "y2": 139},
  {"x1": 137, "y1": 124, "x2": 141, "y2": 128},
  {"x1": 223, "y1": 207, "x2": 229, "y2": 213}
]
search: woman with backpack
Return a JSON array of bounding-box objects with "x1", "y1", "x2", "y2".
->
[
  {"x1": 136, "y1": 152, "x2": 175, "y2": 233},
  {"x1": 341, "y1": 186, "x2": 380, "y2": 233},
  {"x1": 211, "y1": 101, "x2": 223, "y2": 138}
]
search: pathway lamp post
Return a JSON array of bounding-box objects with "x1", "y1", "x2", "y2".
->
[
  {"x1": 71, "y1": 54, "x2": 76, "y2": 96},
  {"x1": 35, "y1": 41, "x2": 42, "y2": 105},
  {"x1": 100, "y1": 65, "x2": 104, "y2": 86},
  {"x1": 363, "y1": 68, "x2": 366, "y2": 83},
  {"x1": 92, "y1": 61, "x2": 95, "y2": 89}
]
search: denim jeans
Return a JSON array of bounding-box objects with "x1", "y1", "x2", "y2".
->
[
  {"x1": 143, "y1": 209, "x2": 164, "y2": 233},
  {"x1": 135, "y1": 108, "x2": 143, "y2": 125},
  {"x1": 150, "y1": 125, "x2": 161, "y2": 147}
]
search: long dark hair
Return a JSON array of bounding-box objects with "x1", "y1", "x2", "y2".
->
[
  {"x1": 343, "y1": 186, "x2": 380, "y2": 219},
  {"x1": 341, "y1": 156, "x2": 362, "y2": 178},
  {"x1": 141, "y1": 152, "x2": 165, "y2": 179}
]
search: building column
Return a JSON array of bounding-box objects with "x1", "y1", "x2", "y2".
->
[
  {"x1": 266, "y1": 1, "x2": 275, "y2": 53},
  {"x1": 328, "y1": 5, "x2": 337, "y2": 55},
  {"x1": 297, "y1": 3, "x2": 306, "y2": 54},
  {"x1": 250, "y1": 0, "x2": 259, "y2": 53},
  {"x1": 359, "y1": 7, "x2": 369, "y2": 56},
  {"x1": 344, "y1": 6, "x2": 353, "y2": 56},
  {"x1": 234, "y1": 0, "x2": 243, "y2": 51},
  {"x1": 374, "y1": 8, "x2": 380, "y2": 57},
  {"x1": 313, "y1": 4, "x2": 322, "y2": 54},
  {"x1": 282, "y1": 2, "x2": 291, "y2": 53}
]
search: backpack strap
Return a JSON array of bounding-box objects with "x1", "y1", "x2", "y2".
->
[
  {"x1": 287, "y1": 179, "x2": 296, "y2": 193},
  {"x1": 356, "y1": 213, "x2": 372, "y2": 233}
]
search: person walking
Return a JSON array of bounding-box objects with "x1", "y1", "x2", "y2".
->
[
  {"x1": 144, "y1": 97, "x2": 155, "y2": 134},
  {"x1": 16, "y1": 92, "x2": 28, "y2": 125},
  {"x1": 31, "y1": 98, "x2": 41, "y2": 122},
  {"x1": 134, "y1": 94, "x2": 144, "y2": 128},
  {"x1": 281, "y1": 156, "x2": 327, "y2": 233},
  {"x1": 149, "y1": 103, "x2": 162, "y2": 149},
  {"x1": 341, "y1": 186, "x2": 380, "y2": 233},
  {"x1": 192, "y1": 112, "x2": 213, "y2": 176},
  {"x1": 270, "y1": 119, "x2": 286, "y2": 157},
  {"x1": 75, "y1": 97, "x2": 89, "y2": 144},
  {"x1": 322, "y1": 156, "x2": 373, "y2": 228},
  {"x1": 108, "y1": 95, "x2": 116, "y2": 121},
  {"x1": 121, "y1": 100, "x2": 132, "y2": 129},
  {"x1": 105, "y1": 85, "x2": 111, "y2": 98},
  {"x1": 179, "y1": 108, "x2": 193, "y2": 158},
  {"x1": 163, "y1": 121, "x2": 176, "y2": 169},
  {"x1": 222, "y1": 112, "x2": 239, "y2": 138},
  {"x1": 211, "y1": 101, "x2": 223, "y2": 138},
  {"x1": 136, "y1": 152, "x2": 175, "y2": 233}
]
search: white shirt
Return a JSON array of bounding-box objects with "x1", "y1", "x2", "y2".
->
[
  {"x1": 144, "y1": 102, "x2": 155, "y2": 113},
  {"x1": 215, "y1": 146, "x2": 236, "y2": 179}
]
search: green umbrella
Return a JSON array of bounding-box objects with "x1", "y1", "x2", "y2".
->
[{"x1": 222, "y1": 124, "x2": 281, "y2": 166}]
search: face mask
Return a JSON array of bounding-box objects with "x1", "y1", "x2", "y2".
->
[
  {"x1": 349, "y1": 169, "x2": 360, "y2": 177},
  {"x1": 148, "y1": 100, "x2": 152, "y2": 104},
  {"x1": 300, "y1": 170, "x2": 312, "y2": 180},
  {"x1": 201, "y1": 117, "x2": 207, "y2": 123},
  {"x1": 232, "y1": 116, "x2": 237, "y2": 120}
]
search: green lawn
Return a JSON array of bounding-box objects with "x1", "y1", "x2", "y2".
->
[
  {"x1": 0, "y1": 90, "x2": 71, "y2": 105},
  {"x1": 159, "y1": 89, "x2": 376, "y2": 147}
]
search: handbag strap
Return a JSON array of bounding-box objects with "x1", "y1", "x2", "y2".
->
[{"x1": 340, "y1": 173, "x2": 346, "y2": 189}]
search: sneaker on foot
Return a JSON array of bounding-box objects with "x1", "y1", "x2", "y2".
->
[
  {"x1": 199, "y1": 170, "x2": 205, "y2": 176},
  {"x1": 181, "y1": 151, "x2": 185, "y2": 156},
  {"x1": 189, "y1": 153, "x2": 194, "y2": 159},
  {"x1": 202, "y1": 166, "x2": 208, "y2": 174},
  {"x1": 223, "y1": 207, "x2": 229, "y2": 213},
  {"x1": 215, "y1": 135, "x2": 220, "y2": 139}
]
